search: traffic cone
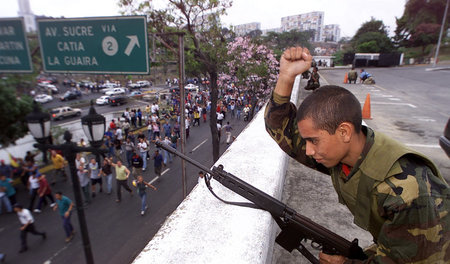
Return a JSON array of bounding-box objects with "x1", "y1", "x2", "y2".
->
[
  {"x1": 343, "y1": 73, "x2": 348, "y2": 84},
  {"x1": 362, "y1": 93, "x2": 372, "y2": 119}
]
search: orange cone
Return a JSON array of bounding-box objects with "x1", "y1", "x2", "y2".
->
[
  {"x1": 362, "y1": 93, "x2": 372, "y2": 119},
  {"x1": 343, "y1": 73, "x2": 348, "y2": 84}
]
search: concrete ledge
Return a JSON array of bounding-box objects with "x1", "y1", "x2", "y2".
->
[{"x1": 132, "y1": 76, "x2": 302, "y2": 264}]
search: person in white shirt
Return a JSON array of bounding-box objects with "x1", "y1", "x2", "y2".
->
[
  {"x1": 137, "y1": 138, "x2": 149, "y2": 171},
  {"x1": 217, "y1": 112, "x2": 224, "y2": 125},
  {"x1": 115, "y1": 127, "x2": 123, "y2": 142},
  {"x1": 14, "y1": 204, "x2": 46, "y2": 253},
  {"x1": 28, "y1": 173, "x2": 40, "y2": 211}
]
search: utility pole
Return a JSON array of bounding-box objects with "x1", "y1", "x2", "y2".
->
[{"x1": 433, "y1": 0, "x2": 449, "y2": 67}]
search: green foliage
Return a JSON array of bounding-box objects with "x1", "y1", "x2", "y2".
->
[
  {"x1": 261, "y1": 30, "x2": 314, "y2": 58},
  {"x1": 352, "y1": 18, "x2": 389, "y2": 42},
  {"x1": 394, "y1": 0, "x2": 449, "y2": 48},
  {"x1": 0, "y1": 78, "x2": 34, "y2": 147},
  {"x1": 351, "y1": 18, "x2": 395, "y2": 53},
  {"x1": 332, "y1": 50, "x2": 345, "y2": 65},
  {"x1": 354, "y1": 32, "x2": 395, "y2": 53}
]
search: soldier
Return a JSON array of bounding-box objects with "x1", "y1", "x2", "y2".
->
[
  {"x1": 347, "y1": 66, "x2": 358, "y2": 84},
  {"x1": 264, "y1": 47, "x2": 449, "y2": 263},
  {"x1": 304, "y1": 66, "x2": 320, "y2": 91}
]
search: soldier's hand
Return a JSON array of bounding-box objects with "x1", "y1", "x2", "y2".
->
[
  {"x1": 319, "y1": 252, "x2": 347, "y2": 264},
  {"x1": 279, "y1": 47, "x2": 312, "y2": 80}
]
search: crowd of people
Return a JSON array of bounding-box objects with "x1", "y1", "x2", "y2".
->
[{"x1": 1, "y1": 82, "x2": 267, "y2": 257}]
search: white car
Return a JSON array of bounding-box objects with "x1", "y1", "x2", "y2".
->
[
  {"x1": 96, "y1": 95, "x2": 110, "y2": 105},
  {"x1": 184, "y1": 83, "x2": 199, "y2": 93},
  {"x1": 184, "y1": 83, "x2": 199, "y2": 89},
  {"x1": 34, "y1": 94, "x2": 53, "y2": 103},
  {"x1": 105, "y1": 88, "x2": 126, "y2": 96},
  {"x1": 137, "y1": 80, "x2": 151, "y2": 87}
]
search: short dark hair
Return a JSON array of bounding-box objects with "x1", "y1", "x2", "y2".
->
[
  {"x1": 13, "y1": 203, "x2": 23, "y2": 209},
  {"x1": 55, "y1": 191, "x2": 63, "y2": 195},
  {"x1": 296, "y1": 85, "x2": 362, "y2": 134}
]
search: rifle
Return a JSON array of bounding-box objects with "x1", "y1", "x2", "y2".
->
[{"x1": 155, "y1": 142, "x2": 367, "y2": 264}]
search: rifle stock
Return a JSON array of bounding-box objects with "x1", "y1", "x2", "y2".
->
[{"x1": 155, "y1": 142, "x2": 367, "y2": 263}]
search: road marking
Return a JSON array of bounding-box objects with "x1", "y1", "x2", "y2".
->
[
  {"x1": 191, "y1": 139, "x2": 208, "y2": 152},
  {"x1": 44, "y1": 244, "x2": 71, "y2": 264},
  {"x1": 388, "y1": 98, "x2": 401, "y2": 101},
  {"x1": 361, "y1": 101, "x2": 417, "y2": 108},
  {"x1": 405, "y1": 143, "x2": 441, "y2": 149},
  {"x1": 149, "y1": 169, "x2": 170, "y2": 184},
  {"x1": 149, "y1": 176, "x2": 159, "y2": 184},
  {"x1": 373, "y1": 84, "x2": 387, "y2": 91}
]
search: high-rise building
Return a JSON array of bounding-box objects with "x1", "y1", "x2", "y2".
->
[
  {"x1": 234, "y1": 22, "x2": 261, "y2": 36},
  {"x1": 280, "y1": 11, "x2": 324, "y2": 42},
  {"x1": 323, "y1": 24, "x2": 341, "y2": 42},
  {"x1": 17, "y1": 0, "x2": 36, "y2": 32}
]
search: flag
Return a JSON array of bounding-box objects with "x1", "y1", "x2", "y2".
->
[{"x1": 8, "y1": 153, "x2": 19, "y2": 168}]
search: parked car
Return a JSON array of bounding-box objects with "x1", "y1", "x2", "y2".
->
[
  {"x1": 105, "y1": 88, "x2": 126, "y2": 96},
  {"x1": 128, "y1": 91, "x2": 143, "y2": 98},
  {"x1": 99, "y1": 82, "x2": 119, "y2": 91},
  {"x1": 184, "y1": 83, "x2": 199, "y2": 94},
  {"x1": 46, "y1": 84, "x2": 59, "y2": 94},
  {"x1": 137, "y1": 80, "x2": 151, "y2": 87},
  {"x1": 60, "y1": 90, "x2": 81, "y2": 101},
  {"x1": 63, "y1": 79, "x2": 77, "y2": 86},
  {"x1": 34, "y1": 94, "x2": 53, "y2": 104},
  {"x1": 109, "y1": 95, "x2": 127, "y2": 106},
  {"x1": 127, "y1": 83, "x2": 141, "y2": 89},
  {"x1": 50, "y1": 106, "x2": 82, "y2": 120},
  {"x1": 96, "y1": 95, "x2": 110, "y2": 105}
]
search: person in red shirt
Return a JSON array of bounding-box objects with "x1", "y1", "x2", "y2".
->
[
  {"x1": 34, "y1": 174, "x2": 56, "y2": 213},
  {"x1": 109, "y1": 119, "x2": 117, "y2": 130}
]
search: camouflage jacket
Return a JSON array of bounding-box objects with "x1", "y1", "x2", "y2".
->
[{"x1": 264, "y1": 91, "x2": 450, "y2": 263}]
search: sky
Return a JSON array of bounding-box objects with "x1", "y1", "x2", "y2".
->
[{"x1": 0, "y1": 0, "x2": 406, "y2": 38}]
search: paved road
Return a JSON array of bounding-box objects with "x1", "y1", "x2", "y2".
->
[
  {"x1": 320, "y1": 66, "x2": 449, "y2": 180},
  {"x1": 0, "y1": 111, "x2": 251, "y2": 264}
]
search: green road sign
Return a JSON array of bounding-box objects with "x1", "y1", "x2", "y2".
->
[
  {"x1": 0, "y1": 18, "x2": 33, "y2": 73},
  {"x1": 37, "y1": 16, "x2": 149, "y2": 74}
]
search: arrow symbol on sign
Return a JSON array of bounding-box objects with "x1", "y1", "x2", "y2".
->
[{"x1": 124, "y1": 35, "x2": 140, "y2": 56}]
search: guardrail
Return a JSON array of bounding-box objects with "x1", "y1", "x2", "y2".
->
[{"x1": 132, "y1": 76, "x2": 302, "y2": 264}]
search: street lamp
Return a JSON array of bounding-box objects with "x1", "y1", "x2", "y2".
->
[{"x1": 26, "y1": 100, "x2": 107, "y2": 264}]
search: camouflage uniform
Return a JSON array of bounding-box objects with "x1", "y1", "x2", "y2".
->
[
  {"x1": 264, "y1": 91, "x2": 450, "y2": 263},
  {"x1": 348, "y1": 70, "x2": 358, "y2": 84}
]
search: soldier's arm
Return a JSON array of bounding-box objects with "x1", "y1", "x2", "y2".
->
[
  {"x1": 265, "y1": 47, "x2": 324, "y2": 170},
  {"x1": 367, "y1": 160, "x2": 449, "y2": 263}
]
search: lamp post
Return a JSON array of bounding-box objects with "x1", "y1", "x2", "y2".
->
[{"x1": 26, "y1": 101, "x2": 107, "y2": 264}]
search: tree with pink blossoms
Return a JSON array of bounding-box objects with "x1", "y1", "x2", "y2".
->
[{"x1": 219, "y1": 36, "x2": 279, "y2": 119}]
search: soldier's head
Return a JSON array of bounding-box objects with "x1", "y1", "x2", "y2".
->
[{"x1": 296, "y1": 86, "x2": 362, "y2": 168}]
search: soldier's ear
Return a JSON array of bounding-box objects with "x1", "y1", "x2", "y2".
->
[{"x1": 338, "y1": 122, "x2": 352, "y2": 143}]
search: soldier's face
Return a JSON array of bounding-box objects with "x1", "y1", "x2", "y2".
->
[{"x1": 297, "y1": 118, "x2": 348, "y2": 168}]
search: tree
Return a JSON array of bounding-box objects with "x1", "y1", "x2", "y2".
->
[
  {"x1": 218, "y1": 37, "x2": 279, "y2": 118},
  {"x1": 394, "y1": 0, "x2": 449, "y2": 48},
  {"x1": 0, "y1": 78, "x2": 34, "y2": 147},
  {"x1": 410, "y1": 23, "x2": 441, "y2": 53},
  {"x1": 354, "y1": 32, "x2": 395, "y2": 53},
  {"x1": 351, "y1": 18, "x2": 395, "y2": 53},
  {"x1": 119, "y1": 0, "x2": 231, "y2": 162},
  {"x1": 262, "y1": 30, "x2": 314, "y2": 58}
]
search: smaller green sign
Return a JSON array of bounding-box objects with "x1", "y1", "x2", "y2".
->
[{"x1": 0, "y1": 18, "x2": 33, "y2": 73}]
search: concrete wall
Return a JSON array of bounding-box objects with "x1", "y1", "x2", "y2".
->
[{"x1": 132, "y1": 76, "x2": 302, "y2": 264}]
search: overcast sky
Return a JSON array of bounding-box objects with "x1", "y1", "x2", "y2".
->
[{"x1": 1, "y1": 0, "x2": 406, "y2": 38}]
